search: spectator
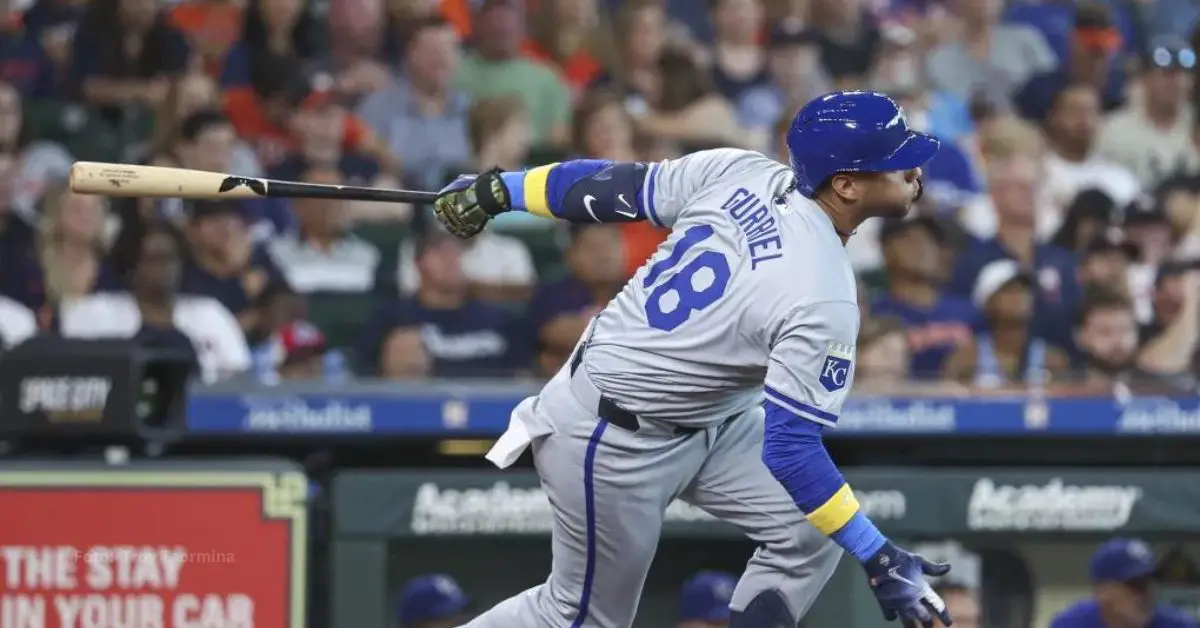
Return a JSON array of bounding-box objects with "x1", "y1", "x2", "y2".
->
[
  {"x1": 1073, "y1": 287, "x2": 1145, "y2": 386},
  {"x1": 597, "y1": 0, "x2": 667, "y2": 113},
  {"x1": 317, "y1": 0, "x2": 392, "y2": 100},
  {"x1": 167, "y1": 0, "x2": 243, "y2": 79},
  {"x1": 854, "y1": 315, "x2": 912, "y2": 389},
  {"x1": 1, "y1": 79, "x2": 74, "y2": 217},
  {"x1": 59, "y1": 220, "x2": 249, "y2": 383},
  {"x1": 708, "y1": 0, "x2": 767, "y2": 102},
  {"x1": 398, "y1": 97, "x2": 537, "y2": 304},
  {"x1": 925, "y1": 0, "x2": 1056, "y2": 104},
  {"x1": 1156, "y1": 174, "x2": 1200, "y2": 254},
  {"x1": 147, "y1": 71, "x2": 262, "y2": 178},
  {"x1": 72, "y1": 0, "x2": 189, "y2": 118},
  {"x1": 359, "y1": 231, "x2": 528, "y2": 378},
  {"x1": 1050, "y1": 539, "x2": 1197, "y2": 628},
  {"x1": 737, "y1": 20, "x2": 828, "y2": 142},
  {"x1": 382, "y1": 0, "x2": 454, "y2": 59},
  {"x1": 633, "y1": 48, "x2": 753, "y2": 149},
  {"x1": 1050, "y1": 188, "x2": 1118, "y2": 254},
  {"x1": 872, "y1": 218, "x2": 978, "y2": 380},
  {"x1": 933, "y1": 582, "x2": 981, "y2": 628},
  {"x1": 949, "y1": 259, "x2": 1070, "y2": 387},
  {"x1": 3, "y1": 185, "x2": 119, "y2": 327},
  {"x1": 1137, "y1": 262, "x2": 1200, "y2": 377},
  {"x1": 1096, "y1": 38, "x2": 1199, "y2": 188},
  {"x1": 357, "y1": 17, "x2": 470, "y2": 193},
  {"x1": 220, "y1": 0, "x2": 324, "y2": 89},
  {"x1": 253, "y1": 319, "x2": 347, "y2": 384},
  {"x1": 572, "y1": 89, "x2": 667, "y2": 276},
  {"x1": 1122, "y1": 194, "x2": 1176, "y2": 275},
  {"x1": 524, "y1": 0, "x2": 610, "y2": 98},
  {"x1": 267, "y1": 166, "x2": 382, "y2": 295},
  {"x1": 180, "y1": 200, "x2": 284, "y2": 336},
  {"x1": 1078, "y1": 235, "x2": 1138, "y2": 301},
  {"x1": 0, "y1": 2, "x2": 59, "y2": 99},
  {"x1": 456, "y1": 0, "x2": 571, "y2": 146},
  {"x1": 529, "y1": 224, "x2": 624, "y2": 376},
  {"x1": 0, "y1": 153, "x2": 34, "y2": 264},
  {"x1": 676, "y1": 570, "x2": 736, "y2": 628},
  {"x1": 807, "y1": 0, "x2": 880, "y2": 85},
  {"x1": 396, "y1": 574, "x2": 473, "y2": 628},
  {"x1": 1015, "y1": 3, "x2": 1125, "y2": 122},
  {"x1": 0, "y1": 293, "x2": 36, "y2": 349},
  {"x1": 1041, "y1": 83, "x2": 1140, "y2": 233},
  {"x1": 951, "y1": 117, "x2": 1083, "y2": 352}
]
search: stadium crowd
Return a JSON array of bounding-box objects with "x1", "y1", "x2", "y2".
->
[{"x1": 0, "y1": 0, "x2": 1197, "y2": 391}]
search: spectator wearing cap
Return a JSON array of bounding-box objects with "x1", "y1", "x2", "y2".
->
[
  {"x1": 267, "y1": 165, "x2": 383, "y2": 295},
  {"x1": 359, "y1": 231, "x2": 528, "y2": 378},
  {"x1": 950, "y1": 119, "x2": 1083, "y2": 353},
  {"x1": 807, "y1": 0, "x2": 880, "y2": 86},
  {"x1": 357, "y1": 17, "x2": 471, "y2": 194},
  {"x1": 1014, "y1": 2, "x2": 1129, "y2": 123},
  {"x1": 1154, "y1": 175, "x2": 1200, "y2": 258},
  {"x1": 1041, "y1": 83, "x2": 1141, "y2": 231},
  {"x1": 71, "y1": 0, "x2": 190, "y2": 120},
  {"x1": 708, "y1": 0, "x2": 768, "y2": 102},
  {"x1": 529, "y1": 224, "x2": 624, "y2": 376},
  {"x1": 455, "y1": 0, "x2": 570, "y2": 147},
  {"x1": 1122, "y1": 195, "x2": 1176, "y2": 305},
  {"x1": 947, "y1": 259, "x2": 1070, "y2": 387},
  {"x1": 1137, "y1": 261, "x2": 1200, "y2": 378},
  {"x1": 181, "y1": 200, "x2": 286, "y2": 338},
  {"x1": 872, "y1": 218, "x2": 979, "y2": 380},
  {"x1": 924, "y1": 0, "x2": 1057, "y2": 105},
  {"x1": 60, "y1": 221, "x2": 249, "y2": 384},
  {"x1": 1050, "y1": 188, "x2": 1119, "y2": 254},
  {"x1": 677, "y1": 570, "x2": 736, "y2": 628},
  {"x1": 1078, "y1": 234, "x2": 1138, "y2": 301},
  {"x1": 1096, "y1": 37, "x2": 1200, "y2": 188},
  {"x1": 395, "y1": 573, "x2": 473, "y2": 628},
  {"x1": 1050, "y1": 538, "x2": 1197, "y2": 628},
  {"x1": 253, "y1": 319, "x2": 347, "y2": 384},
  {"x1": 737, "y1": 20, "x2": 829, "y2": 138}
]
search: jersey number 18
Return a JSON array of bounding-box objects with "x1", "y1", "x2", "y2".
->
[{"x1": 643, "y1": 225, "x2": 732, "y2": 332}]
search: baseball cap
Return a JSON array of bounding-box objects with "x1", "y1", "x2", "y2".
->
[
  {"x1": 1090, "y1": 538, "x2": 1159, "y2": 583},
  {"x1": 679, "y1": 571, "x2": 737, "y2": 623},
  {"x1": 767, "y1": 18, "x2": 818, "y2": 49},
  {"x1": 1123, "y1": 194, "x2": 1170, "y2": 227},
  {"x1": 396, "y1": 574, "x2": 471, "y2": 627},
  {"x1": 279, "y1": 321, "x2": 327, "y2": 366},
  {"x1": 1143, "y1": 35, "x2": 1196, "y2": 70},
  {"x1": 972, "y1": 259, "x2": 1031, "y2": 309}
]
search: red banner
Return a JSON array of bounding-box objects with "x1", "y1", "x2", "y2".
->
[{"x1": 0, "y1": 469, "x2": 306, "y2": 628}]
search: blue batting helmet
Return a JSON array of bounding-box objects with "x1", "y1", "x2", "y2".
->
[{"x1": 787, "y1": 91, "x2": 940, "y2": 198}]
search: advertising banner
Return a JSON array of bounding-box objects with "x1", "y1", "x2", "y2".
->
[
  {"x1": 0, "y1": 463, "x2": 308, "y2": 628},
  {"x1": 333, "y1": 468, "x2": 1200, "y2": 539}
]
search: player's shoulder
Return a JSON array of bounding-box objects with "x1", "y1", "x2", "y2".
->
[{"x1": 669, "y1": 148, "x2": 787, "y2": 179}]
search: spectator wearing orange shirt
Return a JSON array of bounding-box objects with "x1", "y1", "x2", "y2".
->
[
  {"x1": 219, "y1": 0, "x2": 324, "y2": 89},
  {"x1": 523, "y1": 0, "x2": 611, "y2": 99},
  {"x1": 168, "y1": 0, "x2": 243, "y2": 79},
  {"x1": 571, "y1": 90, "x2": 667, "y2": 277}
]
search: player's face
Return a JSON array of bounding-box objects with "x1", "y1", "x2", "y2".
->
[{"x1": 857, "y1": 168, "x2": 924, "y2": 219}]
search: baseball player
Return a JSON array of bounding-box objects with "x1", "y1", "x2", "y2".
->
[{"x1": 433, "y1": 91, "x2": 954, "y2": 628}]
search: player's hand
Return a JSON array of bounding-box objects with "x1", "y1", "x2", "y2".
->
[
  {"x1": 864, "y1": 542, "x2": 953, "y2": 628},
  {"x1": 433, "y1": 169, "x2": 512, "y2": 239}
]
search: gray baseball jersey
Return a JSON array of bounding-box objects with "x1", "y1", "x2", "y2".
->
[{"x1": 585, "y1": 148, "x2": 861, "y2": 428}]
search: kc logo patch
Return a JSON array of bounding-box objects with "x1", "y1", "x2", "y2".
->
[{"x1": 819, "y1": 343, "x2": 855, "y2": 392}]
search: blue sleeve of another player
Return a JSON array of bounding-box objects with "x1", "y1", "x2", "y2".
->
[
  {"x1": 763, "y1": 400, "x2": 887, "y2": 562},
  {"x1": 497, "y1": 161, "x2": 652, "y2": 224}
]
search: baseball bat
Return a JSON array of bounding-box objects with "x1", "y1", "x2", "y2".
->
[{"x1": 69, "y1": 162, "x2": 439, "y2": 204}]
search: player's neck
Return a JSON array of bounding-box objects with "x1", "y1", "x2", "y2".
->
[{"x1": 813, "y1": 196, "x2": 861, "y2": 244}]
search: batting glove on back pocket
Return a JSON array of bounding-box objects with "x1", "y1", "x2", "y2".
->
[{"x1": 865, "y1": 542, "x2": 953, "y2": 628}]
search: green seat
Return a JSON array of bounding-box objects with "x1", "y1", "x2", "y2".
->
[{"x1": 307, "y1": 291, "x2": 378, "y2": 350}]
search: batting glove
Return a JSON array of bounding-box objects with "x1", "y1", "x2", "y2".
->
[
  {"x1": 433, "y1": 169, "x2": 512, "y2": 239},
  {"x1": 864, "y1": 542, "x2": 953, "y2": 628}
]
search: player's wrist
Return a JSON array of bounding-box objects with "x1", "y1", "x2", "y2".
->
[{"x1": 829, "y1": 512, "x2": 889, "y2": 564}]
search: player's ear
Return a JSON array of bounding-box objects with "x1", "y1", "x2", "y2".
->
[{"x1": 827, "y1": 173, "x2": 861, "y2": 203}]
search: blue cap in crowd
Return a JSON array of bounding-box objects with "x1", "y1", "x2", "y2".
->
[
  {"x1": 679, "y1": 570, "x2": 738, "y2": 622},
  {"x1": 1090, "y1": 538, "x2": 1159, "y2": 583},
  {"x1": 396, "y1": 574, "x2": 471, "y2": 627}
]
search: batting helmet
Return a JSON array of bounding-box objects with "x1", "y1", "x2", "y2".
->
[{"x1": 787, "y1": 91, "x2": 940, "y2": 198}]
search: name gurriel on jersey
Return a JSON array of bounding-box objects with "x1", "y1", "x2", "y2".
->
[{"x1": 721, "y1": 188, "x2": 784, "y2": 270}]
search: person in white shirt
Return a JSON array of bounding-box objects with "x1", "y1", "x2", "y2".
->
[
  {"x1": 0, "y1": 295, "x2": 37, "y2": 349},
  {"x1": 59, "y1": 221, "x2": 250, "y2": 384}
]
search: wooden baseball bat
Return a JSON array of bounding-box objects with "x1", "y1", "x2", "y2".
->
[{"x1": 69, "y1": 162, "x2": 439, "y2": 203}]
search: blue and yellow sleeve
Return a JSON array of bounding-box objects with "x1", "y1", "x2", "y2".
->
[
  {"x1": 762, "y1": 400, "x2": 887, "y2": 562},
  {"x1": 497, "y1": 160, "x2": 652, "y2": 223}
]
